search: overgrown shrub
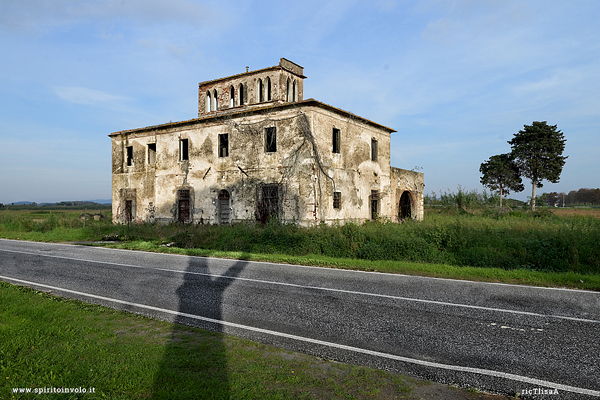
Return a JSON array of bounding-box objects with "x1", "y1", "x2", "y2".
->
[{"x1": 2, "y1": 207, "x2": 599, "y2": 275}]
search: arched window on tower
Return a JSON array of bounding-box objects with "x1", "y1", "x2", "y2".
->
[
  {"x1": 205, "y1": 91, "x2": 211, "y2": 113},
  {"x1": 286, "y1": 78, "x2": 290, "y2": 102},
  {"x1": 292, "y1": 80, "x2": 296, "y2": 102},
  {"x1": 213, "y1": 89, "x2": 217, "y2": 111},
  {"x1": 239, "y1": 83, "x2": 244, "y2": 106},
  {"x1": 266, "y1": 77, "x2": 272, "y2": 101},
  {"x1": 230, "y1": 86, "x2": 235, "y2": 108},
  {"x1": 258, "y1": 78, "x2": 264, "y2": 103}
]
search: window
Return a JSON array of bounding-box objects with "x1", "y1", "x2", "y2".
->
[
  {"x1": 258, "y1": 79, "x2": 264, "y2": 102},
  {"x1": 205, "y1": 92, "x2": 211, "y2": 112},
  {"x1": 126, "y1": 146, "x2": 133, "y2": 166},
  {"x1": 261, "y1": 184, "x2": 279, "y2": 220},
  {"x1": 286, "y1": 78, "x2": 290, "y2": 102},
  {"x1": 371, "y1": 138, "x2": 378, "y2": 162},
  {"x1": 332, "y1": 128, "x2": 340, "y2": 154},
  {"x1": 265, "y1": 127, "x2": 276, "y2": 153},
  {"x1": 239, "y1": 83, "x2": 244, "y2": 105},
  {"x1": 230, "y1": 86, "x2": 235, "y2": 107},
  {"x1": 266, "y1": 77, "x2": 271, "y2": 101},
  {"x1": 219, "y1": 133, "x2": 229, "y2": 157},
  {"x1": 213, "y1": 89, "x2": 217, "y2": 111},
  {"x1": 371, "y1": 190, "x2": 379, "y2": 220},
  {"x1": 180, "y1": 139, "x2": 189, "y2": 161},
  {"x1": 333, "y1": 192, "x2": 341, "y2": 209},
  {"x1": 148, "y1": 143, "x2": 156, "y2": 165},
  {"x1": 292, "y1": 80, "x2": 296, "y2": 102}
]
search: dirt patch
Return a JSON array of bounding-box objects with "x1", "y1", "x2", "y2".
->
[{"x1": 550, "y1": 207, "x2": 600, "y2": 218}]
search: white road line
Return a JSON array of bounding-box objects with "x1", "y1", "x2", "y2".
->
[
  {"x1": 1, "y1": 274, "x2": 599, "y2": 397},
  {"x1": 1, "y1": 248, "x2": 599, "y2": 324}
]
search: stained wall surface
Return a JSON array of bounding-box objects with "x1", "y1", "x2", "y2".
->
[{"x1": 110, "y1": 59, "x2": 424, "y2": 226}]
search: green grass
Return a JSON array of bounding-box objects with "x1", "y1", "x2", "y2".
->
[
  {"x1": 105, "y1": 241, "x2": 600, "y2": 291},
  {"x1": 1, "y1": 281, "x2": 421, "y2": 400},
  {"x1": 1, "y1": 207, "x2": 599, "y2": 290}
]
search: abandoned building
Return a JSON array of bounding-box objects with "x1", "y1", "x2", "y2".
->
[{"x1": 110, "y1": 58, "x2": 424, "y2": 226}]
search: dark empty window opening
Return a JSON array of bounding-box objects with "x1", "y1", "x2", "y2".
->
[
  {"x1": 286, "y1": 78, "x2": 290, "y2": 102},
  {"x1": 239, "y1": 83, "x2": 244, "y2": 105},
  {"x1": 230, "y1": 86, "x2": 235, "y2": 107},
  {"x1": 267, "y1": 77, "x2": 272, "y2": 101},
  {"x1": 219, "y1": 134, "x2": 229, "y2": 158},
  {"x1": 180, "y1": 139, "x2": 189, "y2": 161},
  {"x1": 332, "y1": 128, "x2": 340, "y2": 154},
  {"x1": 333, "y1": 192, "x2": 341, "y2": 209},
  {"x1": 371, "y1": 138, "x2": 378, "y2": 162},
  {"x1": 258, "y1": 79, "x2": 264, "y2": 102},
  {"x1": 265, "y1": 127, "x2": 276, "y2": 153},
  {"x1": 126, "y1": 146, "x2": 133, "y2": 167},
  {"x1": 148, "y1": 143, "x2": 156, "y2": 165},
  {"x1": 292, "y1": 80, "x2": 296, "y2": 102}
]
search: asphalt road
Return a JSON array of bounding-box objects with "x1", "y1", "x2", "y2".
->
[{"x1": 1, "y1": 239, "x2": 599, "y2": 399}]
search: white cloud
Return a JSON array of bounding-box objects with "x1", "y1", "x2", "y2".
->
[
  {"x1": 0, "y1": 0, "x2": 213, "y2": 32},
  {"x1": 54, "y1": 86, "x2": 130, "y2": 105}
]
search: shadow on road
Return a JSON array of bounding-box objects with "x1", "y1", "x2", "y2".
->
[{"x1": 150, "y1": 256, "x2": 247, "y2": 399}]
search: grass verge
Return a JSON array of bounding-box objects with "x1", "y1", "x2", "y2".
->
[{"x1": 105, "y1": 240, "x2": 600, "y2": 291}]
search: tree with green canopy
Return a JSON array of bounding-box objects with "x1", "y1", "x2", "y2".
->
[
  {"x1": 508, "y1": 121, "x2": 567, "y2": 211},
  {"x1": 479, "y1": 153, "x2": 524, "y2": 207}
]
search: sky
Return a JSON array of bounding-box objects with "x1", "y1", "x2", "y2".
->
[{"x1": 1, "y1": 0, "x2": 599, "y2": 204}]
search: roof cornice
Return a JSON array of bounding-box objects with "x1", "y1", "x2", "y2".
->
[{"x1": 109, "y1": 99, "x2": 395, "y2": 137}]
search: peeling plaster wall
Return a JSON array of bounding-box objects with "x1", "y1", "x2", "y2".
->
[
  {"x1": 302, "y1": 106, "x2": 392, "y2": 224},
  {"x1": 110, "y1": 60, "x2": 424, "y2": 226},
  {"x1": 111, "y1": 104, "x2": 407, "y2": 226},
  {"x1": 390, "y1": 167, "x2": 425, "y2": 221}
]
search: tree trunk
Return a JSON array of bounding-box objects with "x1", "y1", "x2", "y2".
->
[
  {"x1": 499, "y1": 187, "x2": 503, "y2": 208},
  {"x1": 531, "y1": 182, "x2": 537, "y2": 211}
]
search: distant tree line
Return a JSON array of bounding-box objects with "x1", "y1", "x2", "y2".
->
[
  {"x1": 539, "y1": 188, "x2": 600, "y2": 207},
  {"x1": 424, "y1": 187, "x2": 527, "y2": 209},
  {"x1": 0, "y1": 201, "x2": 111, "y2": 210},
  {"x1": 424, "y1": 187, "x2": 599, "y2": 209}
]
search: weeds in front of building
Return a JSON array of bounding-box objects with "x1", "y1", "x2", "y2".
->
[{"x1": 1, "y1": 197, "x2": 599, "y2": 284}]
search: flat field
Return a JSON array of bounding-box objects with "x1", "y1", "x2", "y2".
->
[{"x1": 550, "y1": 207, "x2": 600, "y2": 218}]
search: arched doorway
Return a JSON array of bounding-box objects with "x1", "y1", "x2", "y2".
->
[
  {"x1": 218, "y1": 190, "x2": 230, "y2": 224},
  {"x1": 399, "y1": 191, "x2": 412, "y2": 220}
]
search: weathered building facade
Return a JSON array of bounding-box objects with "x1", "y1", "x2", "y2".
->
[{"x1": 110, "y1": 58, "x2": 424, "y2": 226}]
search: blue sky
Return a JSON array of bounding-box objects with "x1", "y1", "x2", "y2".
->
[{"x1": 1, "y1": 0, "x2": 599, "y2": 204}]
